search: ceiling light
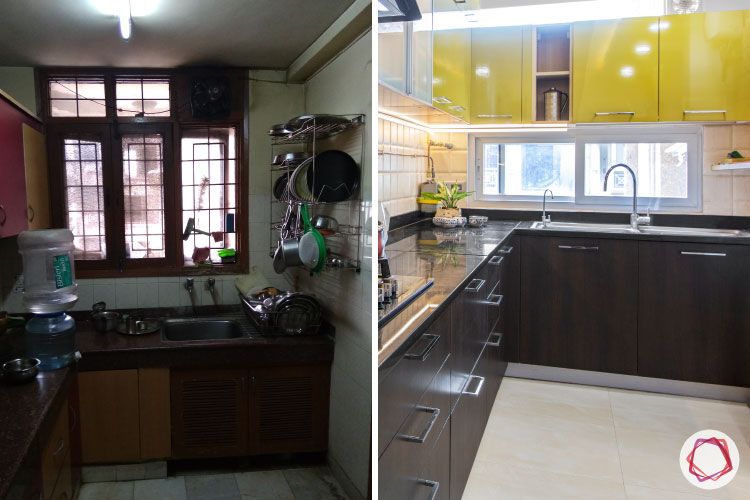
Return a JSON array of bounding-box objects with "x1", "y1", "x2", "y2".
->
[
  {"x1": 90, "y1": 0, "x2": 159, "y2": 17},
  {"x1": 119, "y1": 0, "x2": 132, "y2": 40}
]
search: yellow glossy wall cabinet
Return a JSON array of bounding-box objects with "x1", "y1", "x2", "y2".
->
[
  {"x1": 659, "y1": 11, "x2": 750, "y2": 121},
  {"x1": 573, "y1": 17, "x2": 659, "y2": 122},
  {"x1": 433, "y1": 28, "x2": 471, "y2": 120},
  {"x1": 471, "y1": 27, "x2": 524, "y2": 124}
]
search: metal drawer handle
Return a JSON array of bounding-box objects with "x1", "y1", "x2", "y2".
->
[
  {"x1": 498, "y1": 245, "x2": 514, "y2": 255},
  {"x1": 684, "y1": 109, "x2": 726, "y2": 115},
  {"x1": 404, "y1": 334, "x2": 440, "y2": 362},
  {"x1": 488, "y1": 255, "x2": 504, "y2": 266},
  {"x1": 418, "y1": 479, "x2": 440, "y2": 500},
  {"x1": 485, "y1": 293, "x2": 504, "y2": 307},
  {"x1": 53, "y1": 438, "x2": 65, "y2": 456},
  {"x1": 400, "y1": 406, "x2": 440, "y2": 444},
  {"x1": 595, "y1": 111, "x2": 635, "y2": 116},
  {"x1": 477, "y1": 114, "x2": 512, "y2": 118},
  {"x1": 463, "y1": 375, "x2": 485, "y2": 396},
  {"x1": 27, "y1": 205, "x2": 34, "y2": 222},
  {"x1": 558, "y1": 245, "x2": 599, "y2": 252},
  {"x1": 0, "y1": 205, "x2": 6, "y2": 226},
  {"x1": 465, "y1": 278, "x2": 485, "y2": 293},
  {"x1": 680, "y1": 251, "x2": 726, "y2": 257},
  {"x1": 486, "y1": 332, "x2": 503, "y2": 347}
]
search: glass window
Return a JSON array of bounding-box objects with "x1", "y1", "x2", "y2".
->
[
  {"x1": 63, "y1": 138, "x2": 106, "y2": 259},
  {"x1": 583, "y1": 142, "x2": 688, "y2": 199},
  {"x1": 116, "y1": 78, "x2": 170, "y2": 117},
  {"x1": 49, "y1": 78, "x2": 106, "y2": 117},
  {"x1": 479, "y1": 141, "x2": 575, "y2": 198}
]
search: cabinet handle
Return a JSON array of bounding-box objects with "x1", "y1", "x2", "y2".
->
[
  {"x1": 680, "y1": 251, "x2": 726, "y2": 257},
  {"x1": 0, "y1": 205, "x2": 5, "y2": 226},
  {"x1": 432, "y1": 96, "x2": 452, "y2": 104},
  {"x1": 399, "y1": 406, "x2": 440, "y2": 443},
  {"x1": 69, "y1": 406, "x2": 78, "y2": 432},
  {"x1": 486, "y1": 332, "x2": 503, "y2": 347},
  {"x1": 488, "y1": 255, "x2": 504, "y2": 266},
  {"x1": 53, "y1": 438, "x2": 65, "y2": 456},
  {"x1": 418, "y1": 479, "x2": 440, "y2": 500},
  {"x1": 485, "y1": 293, "x2": 504, "y2": 307},
  {"x1": 477, "y1": 114, "x2": 512, "y2": 118},
  {"x1": 465, "y1": 278, "x2": 486, "y2": 293},
  {"x1": 463, "y1": 375, "x2": 485, "y2": 396},
  {"x1": 27, "y1": 205, "x2": 34, "y2": 222},
  {"x1": 683, "y1": 109, "x2": 726, "y2": 115},
  {"x1": 404, "y1": 334, "x2": 440, "y2": 362},
  {"x1": 595, "y1": 111, "x2": 635, "y2": 116},
  {"x1": 558, "y1": 245, "x2": 599, "y2": 252},
  {"x1": 498, "y1": 245, "x2": 514, "y2": 255}
]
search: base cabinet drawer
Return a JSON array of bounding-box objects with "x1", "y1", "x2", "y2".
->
[{"x1": 419, "y1": 421, "x2": 450, "y2": 500}]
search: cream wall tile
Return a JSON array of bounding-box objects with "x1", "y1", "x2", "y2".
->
[
  {"x1": 704, "y1": 124, "x2": 733, "y2": 151},
  {"x1": 137, "y1": 281, "x2": 159, "y2": 308},
  {"x1": 702, "y1": 176, "x2": 733, "y2": 215},
  {"x1": 73, "y1": 284, "x2": 93, "y2": 311},
  {"x1": 114, "y1": 282, "x2": 138, "y2": 309},
  {"x1": 92, "y1": 283, "x2": 116, "y2": 308},
  {"x1": 733, "y1": 124, "x2": 750, "y2": 150},
  {"x1": 157, "y1": 282, "x2": 180, "y2": 308}
]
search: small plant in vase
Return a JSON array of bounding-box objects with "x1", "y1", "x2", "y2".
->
[{"x1": 421, "y1": 180, "x2": 472, "y2": 218}]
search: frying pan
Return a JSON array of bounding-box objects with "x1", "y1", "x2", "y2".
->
[
  {"x1": 273, "y1": 172, "x2": 291, "y2": 201},
  {"x1": 268, "y1": 124, "x2": 294, "y2": 137},
  {"x1": 306, "y1": 150, "x2": 359, "y2": 203}
]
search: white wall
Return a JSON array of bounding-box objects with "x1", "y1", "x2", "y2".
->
[
  {"x1": 300, "y1": 31, "x2": 372, "y2": 499},
  {"x1": 0, "y1": 67, "x2": 37, "y2": 115}
]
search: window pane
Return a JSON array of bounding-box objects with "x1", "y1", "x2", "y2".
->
[
  {"x1": 49, "y1": 78, "x2": 106, "y2": 117},
  {"x1": 181, "y1": 128, "x2": 237, "y2": 264},
  {"x1": 116, "y1": 78, "x2": 170, "y2": 117},
  {"x1": 123, "y1": 133, "x2": 166, "y2": 259},
  {"x1": 482, "y1": 142, "x2": 575, "y2": 197},
  {"x1": 584, "y1": 142, "x2": 688, "y2": 198},
  {"x1": 63, "y1": 139, "x2": 106, "y2": 260}
]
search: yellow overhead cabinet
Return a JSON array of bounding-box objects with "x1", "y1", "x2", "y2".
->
[
  {"x1": 572, "y1": 17, "x2": 659, "y2": 123},
  {"x1": 433, "y1": 28, "x2": 471, "y2": 121},
  {"x1": 470, "y1": 27, "x2": 524, "y2": 124},
  {"x1": 660, "y1": 11, "x2": 750, "y2": 122}
]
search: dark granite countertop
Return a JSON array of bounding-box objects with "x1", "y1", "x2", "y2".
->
[
  {"x1": 378, "y1": 215, "x2": 750, "y2": 369},
  {"x1": 0, "y1": 366, "x2": 73, "y2": 500}
]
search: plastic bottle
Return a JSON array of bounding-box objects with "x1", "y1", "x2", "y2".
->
[
  {"x1": 17, "y1": 229, "x2": 78, "y2": 313},
  {"x1": 25, "y1": 312, "x2": 76, "y2": 371}
]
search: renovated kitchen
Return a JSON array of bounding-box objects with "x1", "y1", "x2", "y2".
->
[
  {"x1": 378, "y1": 0, "x2": 750, "y2": 498},
  {"x1": 0, "y1": 1, "x2": 371, "y2": 500}
]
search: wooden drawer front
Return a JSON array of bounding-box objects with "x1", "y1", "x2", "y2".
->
[
  {"x1": 379, "y1": 362, "x2": 450, "y2": 499},
  {"x1": 379, "y1": 310, "x2": 450, "y2": 456},
  {"x1": 485, "y1": 252, "x2": 508, "y2": 329},
  {"x1": 171, "y1": 369, "x2": 248, "y2": 459},
  {"x1": 48, "y1": 453, "x2": 72, "y2": 500},
  {"x1": 419, "y1": 420, "x2": 450, "y2": 500},
  {"x1": 42, "y1": 398, "x2": 70, "y2": 500}
]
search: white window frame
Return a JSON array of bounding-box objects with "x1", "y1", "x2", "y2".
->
[{"x1": 470, "y1": 124, "x2": 702, "y2": 212}]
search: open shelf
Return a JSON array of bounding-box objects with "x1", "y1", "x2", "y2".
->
[
  {"x1": 534, "y1": 24, "x2": 571, "y2": 123},
  {"x1": 712, "y1": 161, "x2": 750, "y2": 171}
]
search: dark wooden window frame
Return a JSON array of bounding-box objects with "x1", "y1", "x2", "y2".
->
[{"x1": 40, "y1": 67, "x2": 249, "y2": 278}]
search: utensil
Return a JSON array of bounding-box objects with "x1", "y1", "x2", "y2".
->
[
  {"x1": 312, "y1": 215, "x2": 339, "y2": 235},
  {"x1": 272, "y1": 152, "x2": 312, "y2": 166},
  {"x1": 268, "y1": 124, "x2": 294, "y2": 137},
  {"x1": 306, "y1": 150, "x2": 359, "y2": 203},
  {"x1": 91, "y1": 301, "x2": 119, "y2": 332},
  {"x1": 299, "y1": 205, "x2": 324, "y2": 270},
  {"x1": 273, "y1": 172, "x2": 292, "y2": 201},
  {"x1": 2, "y1": 357, "x2": 40, "y2": 384},
  {"x1": 290, "y1": 158, "x2": 314, "y2": 202},
  {"x1": 284, "y1": 114, "x2": 352, "y2": 138},
  {"x1": 543, "y1": 87, "x2": 569, "y2": 121},
  {"x1": 116, "y1": 316, "x2": 161, "y2": 336}
]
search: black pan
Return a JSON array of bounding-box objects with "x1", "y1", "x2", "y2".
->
[
  {"x1": 306, "y1": 150, "x2": 359, "y2": 203},
  {"x1": 273, "y1": 172, "x2": 291, "y2": 201}
]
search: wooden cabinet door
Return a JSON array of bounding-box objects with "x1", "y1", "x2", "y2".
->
[
  {"x1": 0, "y1": 96, "x2": 30, "y2": 237},
  {"x1": 470, "y1": 26, "x2": 524, "y2": 124},
  {"x1": 499, "y1": 238, "x2": 520, "y2": 363},
  {"x1": 248, "y1": 364, "x2": 330, "y2": 455},
  {"x1": 659, "y1": 11, "x2": 750, "y2": 122},
  {"x1": 171, "y1": 369, "x2": 248, "y2": 459},
  {"x1": 41, "y1": 397, "x2": 70, "y2": 500},
  {"x1": 572, "y1": 17, "x2": 659, "y2": 122},
  {"x1": 638, "y1": 242, "x2": 750, "y2": 386},
  {"x1": 22, "y1": 123, "x2": 50, "y2": 230},
  {"x1": 433, "y1": 28, "x2": 471, "y2": 120},
  {"x1": 379, "y1": 22, "x2": 407, "y2": 93},
  {"x1": 520, "y1": 236, "x2": 638, "y2": 374},
  {"x1": 78, "y1": 370, "x2": 141, "y2": 464}
]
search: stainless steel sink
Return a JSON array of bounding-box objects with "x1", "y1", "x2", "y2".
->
[
  {"x1": 529, "y1": 221, "x2": 750, "y2": 238},
  {"x1": 162, "y1": 318, "x2": 244, "y2": 341}
]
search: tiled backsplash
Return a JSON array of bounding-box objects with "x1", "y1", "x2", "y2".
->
[{"x1": 378, "y1": 118, "x2": 429, "y2": 216}]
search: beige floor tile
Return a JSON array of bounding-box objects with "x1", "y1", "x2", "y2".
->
[
  {"x1": 235, "y1": 470, "x2": 294, "y2": 500},
  {"x1": 464, "y1": 459, "x2": 626, "y2": 500},
  {"x1": 133, "y1": 478, "x2": 187, "y2": 500},
  {"x1": 496, "y1": 377, "x2": 612, "y2": 411},
  {"x1": 78, "y1": 481, "x2": 134, "y2": 500},
  {"x1": 624, "y1": 484, "x2": 716, "y2": 499},
  {"x1": 475, "y1": 407, "x2": 622, "y2": 482}
]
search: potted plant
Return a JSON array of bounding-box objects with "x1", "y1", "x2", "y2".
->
[{"x1": 421, "y1": 180, "x2": 472, "y2": 218}]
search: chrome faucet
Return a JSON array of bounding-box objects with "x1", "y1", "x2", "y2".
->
[
  {"x1": 184, "y1": 278, "x2": 194, "y2": 294},
  {"x1": 603, "y1": 163, "x2": 651, "y2": 231},
  {"x1": 542, "y1": 189, "x2": 554, "y2": 227}
]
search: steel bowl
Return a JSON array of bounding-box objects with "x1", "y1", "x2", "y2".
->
[
  {"x1": 2, "y1": 357, "x2": 40, "y2": 384},
  {"x1": 91, "y1": 311, "x2": 120, "y2": 332}
]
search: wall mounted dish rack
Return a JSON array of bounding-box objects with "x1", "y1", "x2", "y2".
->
[{"x1": 268, "y1": 114, "x2": 366, "y2": 273}]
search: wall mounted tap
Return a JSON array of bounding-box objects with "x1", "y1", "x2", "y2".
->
[
  {"x1": 542, "y1": 189, "x2": 554, "y2": 227},
  {"x1": 184, "y1": 278, "x2": 194, "y2": 294},
  {"x1": 603, "y1": 163, "x2": 652, "y2": 231}
]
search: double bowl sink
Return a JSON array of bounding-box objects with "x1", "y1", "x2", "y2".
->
[{"x1": 528, "y1": 221, "x2": 750, "y2": 238}]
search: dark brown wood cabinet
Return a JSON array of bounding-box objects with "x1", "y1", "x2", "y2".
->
[
  {"x1": 520, "y1": 235, "x2": 638, "y2": 375},
  {"x1": 638, "y1": 241, "x2": 750, "y2": 387}
]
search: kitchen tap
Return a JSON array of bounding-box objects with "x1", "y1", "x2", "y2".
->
[
  {"x1": 603, "y1": 163, "x2": 651, "y2": 231},
  {"x1": 184, "y1": 278, "x2": 194, "y2": 294},
  {"x1": 542, "y1": 189, "x2": 554, "y2": 227}
]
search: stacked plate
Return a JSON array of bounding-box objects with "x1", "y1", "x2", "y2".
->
[{"x1": 241, "y1": 291, "x2": 322, "y2": 336}]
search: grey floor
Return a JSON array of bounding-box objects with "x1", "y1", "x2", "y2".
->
[{"x1": 77, "y1": 466, "x2": 349, "y2": 500}]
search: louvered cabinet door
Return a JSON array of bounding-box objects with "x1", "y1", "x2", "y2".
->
[
  {"x1": 171, "y1": 369, "x2": 248, "y2": 458},
  {"x1": 249, "y1": 365, "x2": 330, "y2": 455}
]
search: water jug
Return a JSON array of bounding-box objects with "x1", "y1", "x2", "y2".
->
[{"x1": 17, "y1": 229, "x2": 78, "y2": 313}]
